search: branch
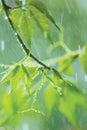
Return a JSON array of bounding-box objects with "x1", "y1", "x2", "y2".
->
[
  {"x1": 1, "y1": 0, "x2": 63, "y2": 80},
  {"x1": 1, "y1": 0, "x2": 51, "y2": 67}
]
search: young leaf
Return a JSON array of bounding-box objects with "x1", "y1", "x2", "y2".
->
[
  {"x1": 7, "y1": 0, "x2": 62, "y2": 46},
  {"x1": 29, "y1": 5, "x2": 53, "y2": 43},
  {"x1": 57, "y1": 51, "x2": 79, "y2": 73},
  {"x1": 9, "y1": 8, "x2": 34, "y2": 48},
  {"x1": 19, "y1": 11, "x2": 34, "y2": 47},
  {"x1": 0, "y1": 66, "x2": 19, "y2": 84},
  {"x1": 29, "y1": 0, "x2": 62, "y2": 31}
]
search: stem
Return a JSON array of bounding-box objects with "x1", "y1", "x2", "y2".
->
[
  {"x1": 30, "y1": 53, "x2": 50, "y2": 69},
  {"x1": 1, "y1": 0, "x2": 51, "y2": 70},
  {"x1": 59, "y1": 31, "x2": 71, "y2": 53},
  {"x1": 61, "y1": 42, "x2": 71, "y2": 53}
]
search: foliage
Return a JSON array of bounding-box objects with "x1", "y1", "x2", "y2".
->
[{"x1": 0, "y1": 0, "x2": 87, "y2": 130}]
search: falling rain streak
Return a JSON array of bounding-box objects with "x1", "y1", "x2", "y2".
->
[
  {"x1": 64, "y1": 0, "x2": 71, "y2": 13},
  {"x1": 60, "y1": 9, "x2": 64, "y2": 25},
  {"x1": 0, "y1": 40, "x2": 5, "y2": 51}
]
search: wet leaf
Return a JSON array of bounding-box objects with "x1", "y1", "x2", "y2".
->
[
  {"x1": 58, "y1": 80, "x2": 87, "y2": 127},
  {"x1": 29, "y1": 5, "x2": 53, "y2": 43},
  {"x1": 9, "y1": 0, "x2": 61, "y2": 47},
  {"x1": 57, "y1": 51, "x2": 79, "y2": 73},
  {"x1": 9, "y1": 8, "x2": 34, "y2": 48},
  {"x1": 44, "y1": 86, "x2": 59, "y2": 115},
  {"x1": 29, "y1": 0, "x2": 62, "y2": 31}
]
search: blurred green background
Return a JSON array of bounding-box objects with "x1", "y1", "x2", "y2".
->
[{"x1": 0, "y1": 0, "x2": 87, "y2": 130}]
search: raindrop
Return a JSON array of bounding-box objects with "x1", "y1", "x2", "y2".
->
[
  {"x1": 15, "y1": 32, "x2": 17, "y2": 36},
  {"x1": 0, "y1": 40, "x2": 5, "y2": 51},
  {"x1": 4, "y1": 15, "x2": 8, "y2": 20}
]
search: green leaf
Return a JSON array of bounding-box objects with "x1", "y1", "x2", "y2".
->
[
  {"x1": 0, "y1": 66, "x2": 19, "y2": 84},
  {"x1": 29, "y1": 5, "x2": 53, "y2": 43},
  {"x1": 29, "y1": 0, "x2": 62, "y2": 31},
  {"x1": 44, "y1": 86, "x2": 59, "y2": 115},
  {"x1": 57, "y1": 51, "x2": 79, "y2": 73},
  {"x1": 9, "y1": 8, "x2": 34, "y2": 48},
  {"x1": 2, "y1": 86, "x2": 29, "y2": 115},
  {"x1": 2, "y1": 93, "x2": 14, "y2": 115},
  {"x1": 10, "y1": 66, "x2": 24, "y2": 90},
  {"x1": 19, "y1": 11, "x2": 34, "y2": 46},
  {"x1": 58, "y1": 80, "x2": 87, "y2": 128},
  {"x1": 44, "y1": 71, "x2": 87, "y2": 128},
  {"x1": 9, "y1": 8, "x2": 21, "y2": 29},
  {"x1": 8, "y1": 0, "x2": 62, "y2": 46},
  {"x1": 80, "y1": 44, "x2": 87, "y2": 74},
  {"x1": 0, "y1": 64, "x2": 40, "y2": 124},
  {"x1": 0, "y1": 63, "x2": 39, "y2": 94}
]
